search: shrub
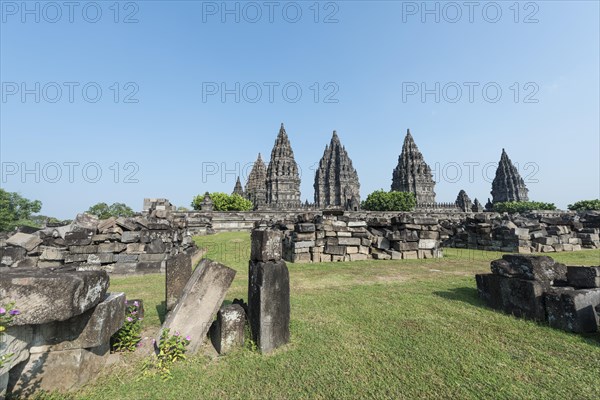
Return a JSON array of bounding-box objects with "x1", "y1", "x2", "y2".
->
[
  {"x1": 142, "y1": 329, "x2": 191, "y2": 380},
  {"x1": 0, "y1": 302, "x2": 20, "y2": 369},
  {"x1": 87, "y1": 202, "x2": 135, "y2": 219},
  {"x1": 361, "y1": 190, "x2": 416, "y2": 211},
  {"x1": 493, "y1": 201, "x2": 556, "y2": 213},
  {"x1": 567, "y1": 200, "x2": 600, "y2": 211},
  {"x1": 191, "y1": 192, "x2": 253, "y2": 211},
  {"x1": 110, "y1": 300, "x2": 143, "y2": 352}
]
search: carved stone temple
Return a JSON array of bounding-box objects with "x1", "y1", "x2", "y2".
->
[
  {"x1": 491, "y1": 149, "x2": 529, "y2": 203},
  {"x1": 313, "y1": 131, "x2": 361, "y2": 210},
  {"x1": 391, "y1": 129, "x2": 436, "y2": 204},
  {"x1": 232, "y1": 176, "x2": 244, "y2": 197},
  {"x1": 245, "y1": 153, "x2": 268, "y2": 208},
  {"x1": 265, "y1": 123, "x2": 301, "y2": 208}
]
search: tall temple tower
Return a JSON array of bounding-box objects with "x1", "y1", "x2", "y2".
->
[
  {"x1": 232, "y1": 176, "x2": 244, "y2": 197},
  {"x1": 266, "y1": 123, "x2": 301, "y2": 208},
  {"x1": 314, "y1": 131, "x2": 361, "y2": 209},
  {"x1": 245, "y1": 153, "x2": 268, "y2": 208},
  {"x1": 491, "y1": 149, "x2": 529, "y2": 203},
  {"x1": 391, "y1": 129, "x2": 436, "y2": 204}
]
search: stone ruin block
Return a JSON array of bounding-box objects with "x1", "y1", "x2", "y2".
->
[
  {"x1": 166, "y1": 252, "x2": 193, "y2": 311},
  {"x1": 493, "y1": 254, "x2": 567, "y2": 286},
  {"x1": 476, "y1": 274, "x2": 546, "y2": 321},
  {"x1": 64, "y1": 231, "x2": 93, "y2": 246},
  {"x1": 248, "y1": 260, "x2": 290, "y2": 354},
  {"x1": 545, "y1": 287, "x2": 600, "y2": 333},
  {"x1": 210, "y1": 304, "x2": 246, "y2": 355},
  {"x1": 566, "y1": 266, "x2": 600, "y2": 289},
  {"x1": 0, "y1": 269, "x2": 109, "y2": 325},
  {"x1": 161, "y1": 259, "x2": 236, "y2": 354},
  {"x1": 251, "y1": 229, "x2": 283, "y2": 262},
  {"x1": 6, "y1": 233, "x2": 42, "y2": 252}
]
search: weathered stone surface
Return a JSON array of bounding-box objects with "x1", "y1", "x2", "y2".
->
[
  {"x1": 248, "y1": 260, "x2": 290, "y2": 354},
  {"x1": 120, "y1": 231, "x2": 140, "y2": 243},
  {"x1": 71, "y1": 213, "x2": 99, "y2": 233},
  {"x1": 476, "y1": 274, "x2": 546, "y2": 321},
  {"x1": 145, "y1": 238, "x2": 166, "y2": 254},
  {"x1": 29, "y1": 292, "x2": 126, "y2": 352},
  {"x1": 1, "y1": 246, "x2": 27, "y2": 266},
  {"x1": 98, "y1": 242, "x2": 127, "y2": 253},
  {"x1": 210, "y1": 304, "x2": 246, "y2": 355},
  {"x1": 566, "y1": 266, "x2": 600, "y2": 289},
  {"x1": 418, "y1": 239, "x2": 437, "y2": 249},
  {"x1": 8, "y1": 343, "x2": 110, "y2": 395},
  {"x1": 251, "y1": 229, "x2": 282, "y2": 262},
  {"x1": 161, "y1": 259, "x2": 236, "y2": 354},
  {"x1": 64, "y1": 231, "x2": 93, "y2": 246},
  {"x1": 115, "y1": 217, "x2": 137, "y2": 231},
  {"x1": 39, "y1": 246, "x2": 65, "y2": 261},
  {"x1": 0, "y1": 325, "x2": 33, "y2": 376},
  {"x1": 137, "y1": 261, "x2": 162, "y2": 273},
  {"x1": 545, "y1": 287, "x2": 600, "y2": 333},
  {"x1": 68, "y1": 244, "x2": 98, "y2": 254},
  {"x1": 6, "y1": 233, "x2": 42, "y2": 252},
  {"x1": 0, "y1": 269, "x2": 109, "y2": 325},
  {"x1": 498, "y1": 254, "x2": 566, "y2": 285},
  {"x1": 166, "y1": 253, "x2": 192, "y2": 311}
]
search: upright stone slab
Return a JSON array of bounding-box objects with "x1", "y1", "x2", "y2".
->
[
  {"x1": 165, "y1": 253, "x2": 193, "y2": 311},
  {"x1": 161, "y1": 259, "x2": 236, "y2": 354},
  {"x1": 251, "y1": 229, "x2": 282, "y2": 262},
  {"x1": 545, "y1": 288, "x2": 600, "y2": 333},
  {"x1": 210, "y1": 304, "x2": 246, "y2": 355},
  {"x1": 248, "y1": 260, "x2": 290, "y2": 354}
]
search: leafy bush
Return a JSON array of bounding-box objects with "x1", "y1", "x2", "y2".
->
[
  {"x1": 0, "y1": 189, "x2": 42, "y2": 231},
  {"x1": 110, "y1": 301, "x2": 143, "y2": 352},
  {"x1": 493, "y1": 201, "x2": 556, "y2": 213},
  {"x1": 361, "y1": 190, "x2": 416, "y2": 211},
  {"x1": 87, "y1": 202, "x2": 135, "y2": 219},
  {"x1": 191, "y1": 192, "x2": 253, "y2": 211},
  {"x1": 0, "y1": 302, "x2": 20, "y2": 369},
  {"x1": 143, "y1": 329, "x2": 191, "y2": 380},
  {"x1": 567, "y1": 200, "x2": 600, "y2": 211}
]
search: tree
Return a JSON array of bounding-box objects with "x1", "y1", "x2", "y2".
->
[
  {"x1": 568, "y1": 200, "x2": 600, "y2": 211},
  {"x1": 191, "y1": 192, "x2": 253, "y2": 211},
  {"x1": 0, "y1": 189, "x2": 42, "y2": 231},
  {"x1": 361, "y1": 190, "x2": 416, "y2": 211},
  {"x1": 87, "y1": 202, "x2": 135, "y2": 219}
]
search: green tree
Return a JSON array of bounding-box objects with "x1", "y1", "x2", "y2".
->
[
  {"x1": 87, "y1": 202, "x2": 135, "y2": 219},
  {"x1": 0, "y1": 189, "x2": 42, "y2": 232},
  {"x1": 191, "y1": 192, "x2": 252, "y2": 211},
  {"x1": 567, "y1": 200, "x2": 600, "y2": 211},
  {"x1": 361, "y1": 190, "x2": 416, "y2": 211}
]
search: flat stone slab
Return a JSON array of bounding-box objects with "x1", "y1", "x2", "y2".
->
[
  {"x1": 6, "y1": 233, "x2": 42, "y2": 252},
  {"x1": 545, "y1": 287, "x2": 600, "y2": 333},
  {"x1": 566, "y1": 266, "x2": 600, "y2": 289},
  {"x1": 0, "y1": 269, "x2": 109, "y2": 325},
  {"x1": 161, "y1": 259, "x2": 236, "y2": 354}
]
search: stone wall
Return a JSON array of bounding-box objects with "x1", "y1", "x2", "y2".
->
[
  {"x1": 476, "y1": 255, "x2": 600, "y2": 333},
  {"x1": 1, "y1": 269, "x2": 125, "y2": 397},
  {"x1": 0, "y1": 208, "x2": 198, "y2": 275}
]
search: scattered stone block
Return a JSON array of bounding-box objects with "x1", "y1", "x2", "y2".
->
[
  {"x1": 6, "y1": 233, "x2": 42, "y2": 252},
  {"x1": 161, "y1": 259, "x2": 236, "y2": 354},
  {"x1": 120, "y1": 231, "x2": 141, "y2": 243},
  {"x1": 251, "y1": 230, "x2": 282, "y2": 262},
  {"x1": 349, "y1": 253, "x2": 368, "y2": 261},
  {"x1": 498, "y1": 254, "x2": 567, "y2": 285},
  {"x1": 248, "y1": 260, "x2": 290, "y2": 354},
  {"x1": 210, "y1": 304, "x2": 246, "y2": 355},
  {"x1": 65, "y1": 231, "x2": 93, "y2": 246},
  {"x1": 476, "y1": 274, "x2": 546, "y2": 321},
  {"x1": 166, "y1": 253, "x2": 192, "y2": 311},
  {"x1": 403, "y1": 251, "x2": 418, "y2": 259},
  {"x1": 545, "y1": 287, "x2": 600, "y2": 333},
  {"x1": 566, "y1": 266, "x2": 600, "y2": 289},
  {"x1": 418, "y1": 239, "x2": 437, "y2": 249},
  {"x1": 98, "y1": 242, "x2": 127, "y2": 253}
]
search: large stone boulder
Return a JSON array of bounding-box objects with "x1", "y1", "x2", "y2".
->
[
  {"x1": 0, "y1": 269, "x2": 109, "y2": 325},
  {"x1": 545, "y1": 287, "x2": 600, "y2": 333},
  {"x1": 493, "y1": 254, "x2": 567, "y2": 285}
]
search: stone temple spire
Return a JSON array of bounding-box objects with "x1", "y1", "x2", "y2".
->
[
  {"x1": 266, "y1": 123, "x2": 301, "y2": 208},
  {"x1": 232, "y1": 176, "x2": 244, "y2": 197},
  {"x1": 491, "y1": 148, "x2": 529, "y2": 203},
  {"x1": 391, "y1": 129, "x2": 436, "y2": 204},
  {"x1": 245, "y1": 153, "x2": 268, "y2": 208},
  {"x1": 314, "y1": 130, "x2": 361, "y2": 210},
  {"x1": 455, "y1": 190, "x2": 472, "y2": 212}
]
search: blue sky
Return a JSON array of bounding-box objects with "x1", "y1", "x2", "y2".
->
[{"x1": 1, "y1": 0, "x2": 598, "y2": 219}]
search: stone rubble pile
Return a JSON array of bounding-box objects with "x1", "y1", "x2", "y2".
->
[{"x1": 476, "y1": 254, "x2": 600, "y2": 333}]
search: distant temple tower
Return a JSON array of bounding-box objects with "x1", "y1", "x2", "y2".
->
[
  {"x1": 314, "y1": 131, "x2": 361, "y2": 210},
  {"x1": 266, "y1": 123, "x2": 301, "y2": 208},
  {"x1": 232, "y1": 176, "x2": 244, "y2": 197},
  {"x1": 245, "y1": 153, "x2": 268, "y2": 208},
  {"x1": 391, "y1": 129, "x2": 436, "y2": 204},
  {"x1": 491, "y1": 149, "x2": 529, "y2": 203}
]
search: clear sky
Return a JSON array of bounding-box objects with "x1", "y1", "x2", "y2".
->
[{"x1": 1, "y1": 0, "x2": 599, "y2": 219}]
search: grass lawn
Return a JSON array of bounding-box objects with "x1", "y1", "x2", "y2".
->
[{"x1": 67, "y1": 233, "x2": 600, "y2": 399}]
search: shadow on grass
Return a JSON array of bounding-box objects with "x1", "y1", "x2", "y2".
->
[
  {"x1": 156, "y1": 301, "x2": 167, "y2": 324},
  {"x1": 432, "y1": 287, "x2": 482, "y2": 307}
]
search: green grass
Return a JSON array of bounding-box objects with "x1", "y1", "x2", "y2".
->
[{"x1": 77, "y1": 233, "x2": 600, "y2": 399}]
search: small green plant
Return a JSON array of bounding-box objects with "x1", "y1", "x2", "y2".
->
[
  {"x1": 191, "y1": 192, "x2": 253, "y2": 211},
  {"x1": 361, "y1": 190, "x2": 416, "y2": 211},
  {"x1": 110, "y1": 300, "x2": 143, "y2": 352},
  {"x1": 142, "y1": 329, "x2": 191, "y2": 380},
  {"x1": 493, "y1": 201, "x2": 556, "y2": 213},
  {"x1": 0, "y1": 302, "x2": 20, "y2": 369},
  {"x1": 568, "y1": 199, "x2": 600, "y2": 211}
]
